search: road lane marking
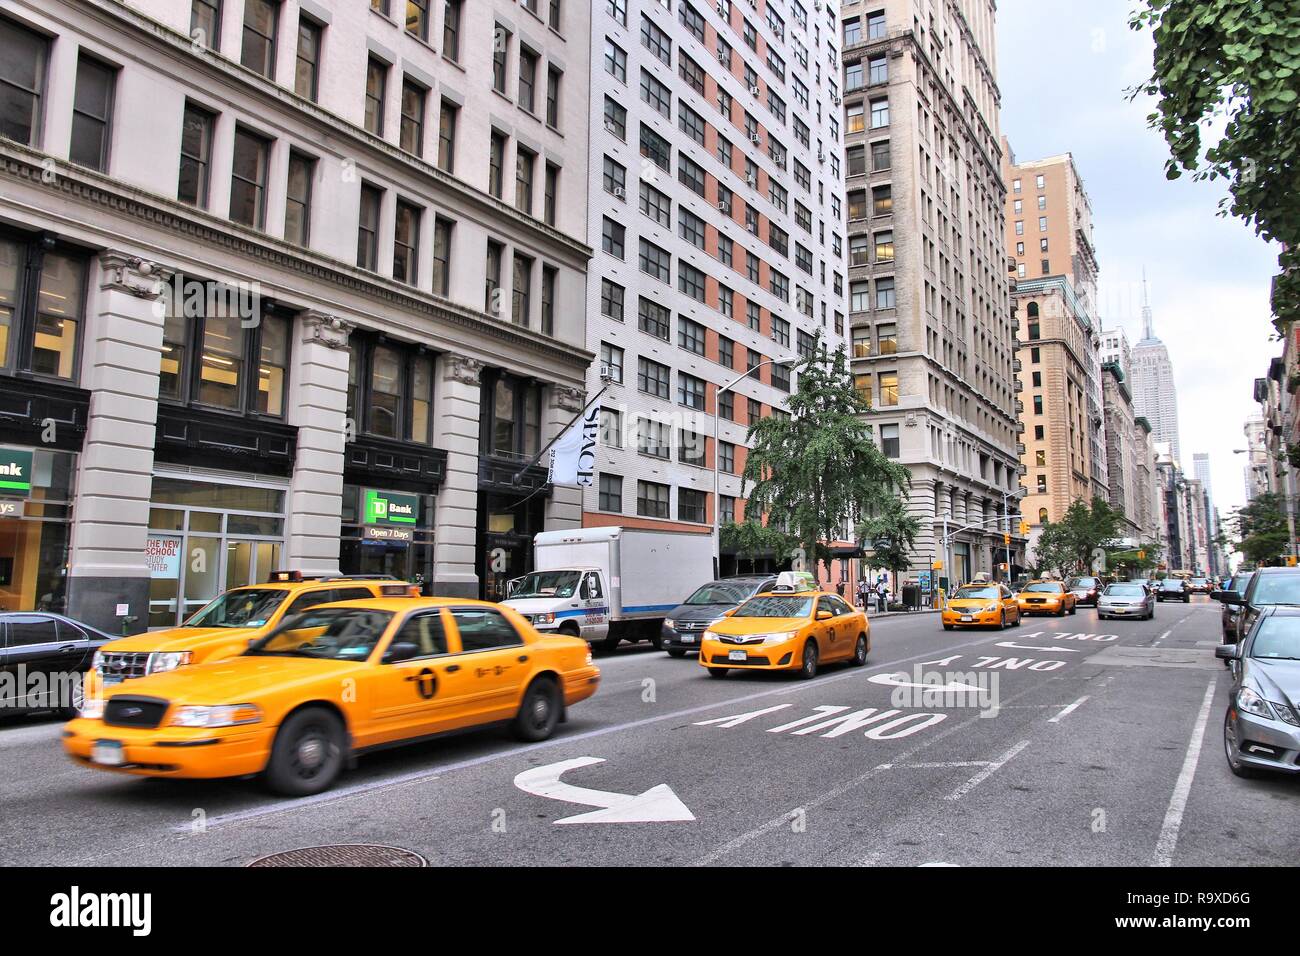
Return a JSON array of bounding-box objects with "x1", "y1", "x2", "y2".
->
[
  {"x1": 693, "y1": 704, "x2": 791, "y2": 727},
  {"x1": 1152, "y1": 630, "x2": 1172, "y2": 646},
  {"x1": 1152, "y1": 677, "x2": 1218, "y2": 867},
  {"x1": 1048, "y1": 695, "x2": 1090, "y2": 724},
  {"x1": 896, "y1": 760, "x2": 993, "y2": 769},
  {"x1": 944, "y1": 739, "x2": 1030, "y2": 800}
]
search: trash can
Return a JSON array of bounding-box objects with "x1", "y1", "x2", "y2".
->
[{"x1": 901, "y1": 584, "x2": 920, "y2": 610}]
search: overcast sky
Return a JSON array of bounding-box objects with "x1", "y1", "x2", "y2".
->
[{"x1": 996, "y1": 0, "x2": 1281, "y2": 521}]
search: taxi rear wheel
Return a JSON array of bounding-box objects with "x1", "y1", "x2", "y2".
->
[
  {"x1": 512, "y1": 677, "x2": 561, "y2": 742},
  {"x1": 265, "y1": 707, "x2": 345, "y2": 797}
]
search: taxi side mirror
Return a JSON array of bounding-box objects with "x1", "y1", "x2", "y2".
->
[
  {"x1": 816, "y1": 610, "x2": 833, "y2": 621},
  {"x1": 383, "y1": 642, "x2": 421, "y2": 664}
]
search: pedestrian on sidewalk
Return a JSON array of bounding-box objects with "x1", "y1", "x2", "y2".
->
[
  {"x1": 856, "y1": 578, "x2": 869, "y2": 609},
  {"x1": 875, "y1": 578, "x2": 889, "y2": 613}
]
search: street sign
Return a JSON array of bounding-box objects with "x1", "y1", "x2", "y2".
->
[
  {"x1": 932, "y1": 561, "x2": 943, "y2": 570},
  {"x1": 364, "y1": 489, "x2": 419, "y2": 526},
  {"x1": 364, "y1": 525, "x2": 415, "y2": 543}
]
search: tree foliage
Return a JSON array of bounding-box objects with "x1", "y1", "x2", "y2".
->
[
  {"x1": 720, "y1": 519, "x2": 795, "y2": 564},
  {"x1": 856, "y1": 497, "x2": 921, "y2": 576},
  {"x1": 739, "y1": 343, "x2": 909, "y2": 579},
  {"x1": 1031, "y1": 497, "x2": 1126, "y2": 577},
  {"x1": 1130, "y1": 2, "x2": 1300, "y2": 327},
  {"x1": 1230, "y1": 491, "x2": 1290, "y2": 566}
]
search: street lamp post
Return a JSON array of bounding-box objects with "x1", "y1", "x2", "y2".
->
[{"x1": 712, "y1": 356, "x2": 798, "y2": 579}]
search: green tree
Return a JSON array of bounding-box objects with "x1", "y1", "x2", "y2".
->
[
  {"x1": 739, "y1": 343, "x2": 909, "y2": 581},
  {"x1": 1031, "y1": 497, "x2": 1126, "y2": 577},
  {"x1": 856, "y1": 497, "x2": 921, "y2": 578},
  {"x1": 719, "y1": 520, "x2": 795, "y2": 567},
  {"x1": 1230, "y1": 492, "x2": 1290, "y2": 566},
  {"x1": 1130, "y1": 3, "x2": 1300, "y2": 328}
]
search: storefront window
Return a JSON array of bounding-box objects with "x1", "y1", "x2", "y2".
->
[
  {"x1": 0, "y1": 235, "x2": 88, "y2": 381},
  {"x1": 0, "y1": 448, "x2": 77, "y2": 613},
  {"x1": 258, "y1": 314, "x2": 288, "y2": 415},
  {"x1": 199, "y1": 312, "x2": 246, "y2": 409},
  {"x1": 338, "y1": 484, "x2": 434, "y2": 592}
]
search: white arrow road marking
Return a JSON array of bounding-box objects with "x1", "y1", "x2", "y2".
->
[
  {"x1": 513, "y1": 757, "x2": 695, "y2": 825},
  {"x1": 693, "y1": 704, "x2": 791, "y2": 728},
  {"x1": 994, "y1": 641, "x2": 1082, "y2": 653},
  {"x1": 868, "y1": 672, "x2": 983, "y2": 693}
]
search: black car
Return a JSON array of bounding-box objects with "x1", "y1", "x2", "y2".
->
[
  {"x1": 1216, "y1": 571, "x2": 1254, "y2": 641},
  {"x1": 661, "y1": 576, "x2": 777, "y2": 657},
  {"x1": 0, "y1": 612, "x2": 115, "y2": 718},
  {"x1": 1216, "y1": 567, "x2": 1300, "y2": 643},
  {"x1": 1066, "y1": 575, "x2": 1102, "y2": 607},
  {"x1": 1156, "y1": 577, "x2": 1191, "y2": 602}
]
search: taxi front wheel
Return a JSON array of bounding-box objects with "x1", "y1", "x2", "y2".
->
[
  {"x1": 512, "y1": 677, "x2": 561, "y2": 742},
  {"x1": 265, "y1": 707, "x2": 345, "y2": 797}
]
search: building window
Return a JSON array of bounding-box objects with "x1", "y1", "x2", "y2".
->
[
  {"x1": 872, "y1": 139, "x2": 891, "y2": 171},
  {"x1": 869, "y1": 55, "x2": 888, "y2": 85},
  {"x1": 229, "y1": 127, "x2": 270, "y2": 229},
  {"x1": 878, "y1": 372, "x2": 899, "y2": 406},
  {"x1": 638, "y1": 357, "x2": 670, "y2": 398},
  {"x1": 544, "y1": 163, "x2": 559, "y2": 227},
  {"x1": 600, "y1": 342, "x2": 624, "y2": 383},
  {"x1": 485, "y1": 239, "x2": 504, "y2": 315},
  {"x1": 346, "y1": 336, "x2": 434, "y2": 444},
  {"x1": 679, "y1": 316, "x2": 706, "y2": 355},
  {"x1": 637, "y1": 480, "x2": 670, "y2": 519},
  {"x1": 599, "y1": 407, "x2": 622, "y2": 449},
  {"x1": 400, "y1": 79, "x2": 426, "y2": 156},
  {"x1": 637, "y1": 418, "x2": 670, "y2": 459},
  {"x1": 855, "y1": 374, "x2": 873, "y2": 406},
  {"x1": 679, "y1": 429, "x2": 705, "y2": 467},
  {"x1": 599, "y1": 474, "x2": 623, "y2": 512},
  {"x1": 604, "y1": 38, "x2": 627, "y2": 83},
  {"x1": 606, "y1": 0, "x2": 627, "y2": 26},
  {"x1": 438, "y1": 99, "x2": 457, "y2": 172},
  {"x1": 718, "y1": 390, "x2": 733, "y2": 422},
  {"x1": 639, "y1": 297, "x2": 670, "y2": 341},
  {"x1": 640, "y1": 123, "x2": 671, "y2": 170},
  {"x1": 720, "y1": 496, "x2": 736, "y2": 525},
  {"x1": 190, "y1": 0, "x2": 222, "y2": 47},
  {"x1": 679, "y1": 263, "x2": 706, "y2": 302},
  {"x1": 432, "y1": 217, "x2": 453, "y2": 296},
  {"x1": 602, "y1": 217, "x2": 625, "y2": 259},
  {"x1": 1033, "y1": 395, "x2": 1043, "y2": 415},
  {"x1": 518, "y1": 47, "x2": 538, "y2": 113},
  {"x1": 1037, "y1": 475, "x2": 1048, "y2": 495},
  {"x1": 69, "y1": 56, "x2": 115, "y2": 172},
  {"x1": 405, "y1": 0, "x2": 429, "y2": 39},
  {"x1": 870, "y1": 98, "x2": 889, "y2": 129},
  {"x1": 601, "y1": 278, "x2": 625, "y2": 322},
  {"x1": 639, "y1": 239, "x2": 671, "y2": 283},
  {"x1": 604, "y1": 96, "x2": 626, "y2": 139},
  {"x1": 678, "y1": 372, "x2": 705, "y2": 410},
  {"x1": 484, "y1": 372, "x2": 542, "y2": 459},
  {"x1": 877, "y1": 323, "x2": 897, "y2": 355},
  {"x1": 393, "y1": 200, "x2": 421, "y2": 286},
  {"x1": 719, "y1": 441, "x2": 736, "y2": 474},
  {"x1": 546, "y1": 66, "x2": 561, "y2": 128},
  {"x1": 678, "y1": 489, "x2": 706, "y2": 523},
  {"x1": 489, "y1": 131, "x2": 507, "y2": 198},
  {"x1": 357, "y1": 183, "x2": 383, "y2": 271},
  {"x1": 241, "y1": 0, "x2": 279, "y2": 78},
  {"x1": 365, "y1": 58, "x2": 387, "y2": 136},
  {"x1": 511, "y1": 253, "x2": 533, "y2": 327},
  {"x1": 294, "y1": 15, "x2": 322, "y2": 100},
  {"x1": 0, "y1": 238, "x2": 88, "y2": 382},
  {"x1": 873, "y1": 185, "x2": 893, "y2": 216},
  {"x1": 880, "y1": 423, "x2": 900, "y2": 458},
  {"x1": 640, "y1": 181, "x2": 671, "y2": 227},
  {"x1": 515, "y1": 147, "x2": 536, "y2": 214},
  {"x1": 875, "y1": 277, "x2": 896, "y2": 309},
  {"x1": 284, "y1": 150, "x2": 314, "y2": 246},
  {"x1": 443, "y1": 0, "x2": 463, "y2": 61},
  {"x1": 493, "y1": 25, "x2": 511, "y2": 93},
  {"x1": 177, "y1": 103, "x2": 214, "y2": 207}
]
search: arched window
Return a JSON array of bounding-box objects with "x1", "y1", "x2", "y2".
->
[
  {"x1": 1039, "y1": 508, "x2": 1049, "y2": 523},
  {"x1": 1027, "y1": 302, "x2": 1040, "y2": 318}
]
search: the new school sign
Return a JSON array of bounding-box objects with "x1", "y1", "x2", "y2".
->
[{"x1": 0, "y1": 448, "x2": 32, "y2": 496}]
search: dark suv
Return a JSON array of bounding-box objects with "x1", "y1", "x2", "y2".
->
[
  {"x1": 1215, "y1": 571, "x2": 1254, "y2": 640},
  {"x1": 1216, "y1": 567, "x2": 1300, "y2": 643},
  {"x1": 1156, "y1": 577, "x2": 1191, "y2": 603},
  {"x1": 661, "y1": 575, "x2": 777, "y2": 657}
]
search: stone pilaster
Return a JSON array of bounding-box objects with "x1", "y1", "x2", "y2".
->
[
  {"x1": 284, "y1": 312, "x2": 353, "y2": 575},
  {"x1": 544, "y1": 383, "x2": 585, "y2": 530},
  {"x1": 66, "y1": 252, "x2": 173, "y2": 634},
  {"x1": 431, "y1": 353, "x2": 483, "y2": 597}
]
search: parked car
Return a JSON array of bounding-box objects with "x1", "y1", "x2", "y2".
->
[
  {"x1": 0, "y1": 613, "x2": 116, "y2": 718},
  {"x1": 1156, "y1": 577, "x2": 1191, "y2": 603},
  {"x1": 1215, "y1": 566, "x2": 1300, "y2": 643},
  {"x1": 661, "y1": 575, "x2": 778, "y2": 658},
  {"x1": 1216, "y1": 606, "x2": 1300, "y2": 778},
  {"x1": 1216, "y1": 571, "x2": 1255, "y2": 641},
  {"x1": 1096, "y1": 582, "x2": 1156, "y2": 620},
  {"x1": 1066, "y1": 575, "x2": 1102, "y2": 607}
]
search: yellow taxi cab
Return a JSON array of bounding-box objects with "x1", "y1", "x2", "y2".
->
[
  {"x1": 941, "y1": 582, "x2": 1022, "y2": 630},
  {"x1": 84, "y1": 572, "x2": 420, "y2": 698},
  {"x1": 1015, "y1": 580, "x2": 1078, "y2": 617},
  {"x1": 64, "y1": 597, "x2": 600, "y2": 795},
  {"x1": 698, "y1": 581, "x2": 869, "y2": 680}
]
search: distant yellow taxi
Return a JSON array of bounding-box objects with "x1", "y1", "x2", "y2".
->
[
  {"x1": 64, "y1": 598, "x2": 600, "y2": 795},
  {"x1": 84, "y1": 573, "x2": 419, "y2": 698},
  {"x1": 699, "y1": 589, "x2": 869, "y2": 680},
  {"x1": 1016, "y1": 580, "x2": 1078, "y2": 617},
  {"x1": 942, "y1": 583, "x2": 1022, "y2": 630}
]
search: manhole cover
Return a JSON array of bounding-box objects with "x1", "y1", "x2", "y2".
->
[{"x1": 248, "y1": 844, "x2": 427, "y2": 867}]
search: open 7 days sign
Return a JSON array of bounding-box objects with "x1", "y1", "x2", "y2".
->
[
  {"x1": 364, "y1": 489, "x2": 419, "y2": 526},
  {"x1": 0, "y1": 448, "x2": 32, "y2": 496}
]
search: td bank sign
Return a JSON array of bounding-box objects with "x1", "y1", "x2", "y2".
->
[
  {"x1": 364, "y1": 489, "x2": 418, "y2": 526},
  {"x1": 0, "y1": 448, "x2": 32, "y2": 496}
]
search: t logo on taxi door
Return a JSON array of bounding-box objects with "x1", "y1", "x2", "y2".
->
[{"x1": 411, "y1": 667, "x2": 437, "y2": 699}]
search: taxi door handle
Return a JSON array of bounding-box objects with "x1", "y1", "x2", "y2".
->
[
  {"x1": 444, "y1": 664, "x2": 461, "y2": 673},
  {"x1": 517, "y1": 655, "x2": 528, "y2": 663}
]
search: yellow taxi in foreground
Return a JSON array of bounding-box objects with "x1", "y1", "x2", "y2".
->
[
  {"x1": 64, "y1": 598, "x2": 600, "y2": 795},
  {"x1": 1016, "y1": 580, "x2": 1078, "y2": 617},
  {"x1": 941, "y1": 583, "x2": 1022, "y2": 630},
  {"x1": 699, "y1": 589, "x2": 869, "y2": 680},
  {"x1": 84, "y1": 574, "x2": 419, "y2": 698}
]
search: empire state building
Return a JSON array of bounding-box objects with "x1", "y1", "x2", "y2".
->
[{"x1": 1130, "y1": 280, "x2": 1182, "y2": 462}]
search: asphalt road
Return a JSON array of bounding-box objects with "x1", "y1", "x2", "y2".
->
[{"x1": 3, "y1": 595, "x2": 1297, "y2": 867}]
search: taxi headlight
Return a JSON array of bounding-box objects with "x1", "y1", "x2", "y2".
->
[
  {"x1": 532, "y1": 612, "x2": 555, "y2": 625},
  {"x1": 982, "y1": 604, "x2": 1000, "y2": 613},
  {"x1": 91, "y1": 650, "x2": 104, "y2": 671},
  {"x1": 79, "y1": 697, "x2": 105, "y2": 720},
  {"x1": 757, "y1": 631, "x2": 797, "y2": 645},
  {"x1": 168, "y1": 704, "x2": 263, "y2": 728},
  {"x1": 147, "y1": 651, "x2": 193, "y2": 675}
]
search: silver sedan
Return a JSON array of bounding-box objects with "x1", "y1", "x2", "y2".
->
[
  {"x1": 1217, "y1": 607, "x2": 1300, "y2": 778},
  {"x1": 1096, "y1": 582, "x2": 1155, "y2": 620}
]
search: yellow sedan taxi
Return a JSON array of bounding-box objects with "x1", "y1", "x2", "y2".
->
[
  {"x1": 941, "y1": 583, "x2": 1022, "y2": 630},
  {"x1": 699, "y1": 588, "x2": 869, "y2": 680},
  {"x1": 84, "y1": 573, "x2": 419, "y2": 698},
  {"x1": 1016, "y1": 580, "x2": 1078, "y2": 617},
  {"x1": 64, "y1": 598, "x2": 600, "y2": 796}
]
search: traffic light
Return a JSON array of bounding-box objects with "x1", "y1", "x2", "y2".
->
[
  {"x1": 1289, "y1": 555, "x2": 1298, "y2": 568},
  {"x1": 1020, "y1": 521, "x2": 1030, "y2": 535},
  {"x1": 1003, "y1": 533, "x2": 1011, "y2": 545},
  {"x1": 1137, "y1": 550, "x2": 1146, "y2": 560}
]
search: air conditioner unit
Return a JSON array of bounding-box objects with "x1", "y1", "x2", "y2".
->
[
  {"x1": 749, "y1": 84, "x2": 761, "y2": 95},
  {"x1": 817, "y1": 150, "x2": 825, "y2": 163},
  {"x1": 613, "y1": 186, "x2": 626, "y2": 199},
  {"x1": 603, "y1": 120, "x2": 619, "y2": 136},
  {"x1": 749, "y1": 132, "x2": 762, "y2": 144},
  {"x1": 718, "y1": 49, "x2": 729, "y2": 64},
  {"x1": 831, "y1": 94, "x2": 841, "y2": 105},
  {"x1": 716, "y1": 1, "x2": 726, "y2": 14},
  {"x1": 717, "y1": 200, "x2": 729, "y2": 211},
  {"x1": 746, "y1": 175, "x2": 757, "y2": 187},
  {"x1": 599, "y1": 362, "x2": 615, "y2": 381}
]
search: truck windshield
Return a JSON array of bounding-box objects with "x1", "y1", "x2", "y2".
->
[
  {"x1": 684, "y1": 583, "x2": 750, "y2": 605},
  {"x1": 508, "y1": 571, "x2": 581, "y2": 599},
  {"x1": 186, "y1": 588, "x2": 286, "y2": 628},
  {"x1": 734, "y1": 596, "x2": 814, "y2": 618}
]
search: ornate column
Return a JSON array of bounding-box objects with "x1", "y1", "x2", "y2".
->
[
  {"x1": 66, "y1": 252, "x2": 173, "y2": 634},
  {"x1": 544, "y1": 383, "x2": 585, "y2": 531},
  {"x1": 431, "y1": 353, "x2": 483, "y2": 597},
  {"x1": 284, "y1": 312, "x2": 353, "y2": 574}
]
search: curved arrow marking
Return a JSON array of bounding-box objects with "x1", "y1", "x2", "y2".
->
[
  {"x1": 994, "y1": 641, "x2": 1082, "y2": 653},
  {"x1": 513, "y1": 756, "x2": 695, "y2": 824},
  {"x1": 868, "y1": 672, "x2": 982, "y2": 694}
]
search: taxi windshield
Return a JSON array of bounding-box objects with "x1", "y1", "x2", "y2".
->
[
  {"x1": 1025, "y1": 582, "x2": 1063, "y2": 594},
  {"x1": 734, "y1": 596, "x2": 814, "y2": 618},
  {"x1": 684, "y1": 583, "x2": 750, "y2": 605},
  {"x1": 508, "y1": 571, "x2": 580, "y2": 599},
  {"x1": 953, "y1": 586, "x2": 998, "y2": 600},
  {"x1": 187, "y1": 589, "x2": 286, "y2": 628},
  {"x1": 248, "y1": 607, "x2": 394, "y2": 661}
]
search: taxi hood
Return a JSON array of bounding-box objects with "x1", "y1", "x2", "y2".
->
[
  {"x1": 100, "y1": 653, "x2": 361, "y2": 706},
  {"x1": 99, "y1": 627, "x2": 259, "y2": 654}
]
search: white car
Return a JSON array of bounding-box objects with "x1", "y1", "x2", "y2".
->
[{"x1": 1097, "y1": 582, "x2": 1155, "y2": 620}]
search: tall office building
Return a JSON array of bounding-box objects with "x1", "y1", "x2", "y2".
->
[
  {"x1": 1002, "y1": 146, "x2": 1104, "y2": 549},
  {"x1": 1130, "y1": 279, "x2": 1182, "y2": 462},
  {"x1": 841, "y1": 0, "x2": 1022, "y2": 585},
  {"x1": 0, "y1": 0, "x2": 595, "y2": 626},
  {"x1": 583, "y1": 0, "x2": 848, "y2": 565}
]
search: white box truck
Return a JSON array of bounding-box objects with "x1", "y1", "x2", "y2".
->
[{"x1": 502, "y1": 526, "x2": 714, "y2": 651}]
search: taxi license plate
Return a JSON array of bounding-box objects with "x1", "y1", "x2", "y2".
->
[
  {"x1": 681, "y1": 634, "x2": 695, "y2": 644},
  {"x1": 728, "y1": 650, "x2": 747, "y2": 662},
  {"x1": 92, "y1": 740, "x2": 124, "y2": 766},
  {"x1": 961, "y1": 615, "x2": 973, "y2": 622}
]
